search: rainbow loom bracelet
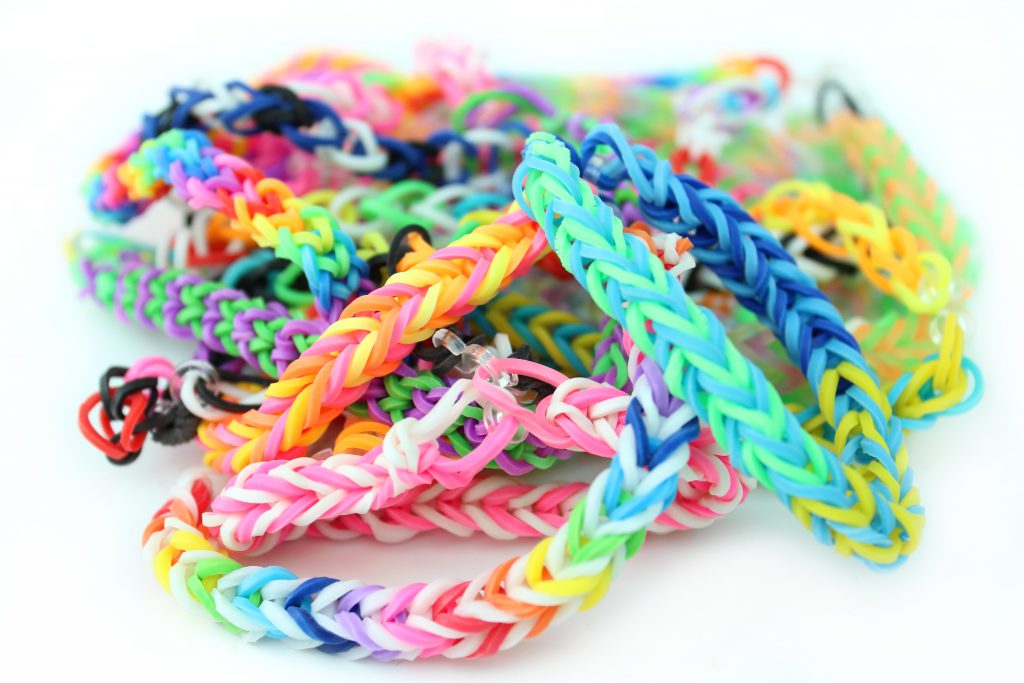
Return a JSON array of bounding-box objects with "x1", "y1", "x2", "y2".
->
[
  {"x1": 70, "y1": 56, "x2": 985, "y2": 663},
  {"x1": 145, "y1": 350, "x2": 699, "y2": 659},
  {"x1": 747, "y1": 180, "x2": 963, "y2": 380},
  {"x1": 73, "y1": 238, "x2": 616, "y2": 475},
  {"x1": 824, "y1": 110, "x2": 977, "y2": 284},
  {"x1": 117, "y1": 129, "x2": 372, "y2": 315},
  {"x1": 239, "y1": 422, "x2": 741, "y2": 547},
  {"x1": 581, "y1": 124, "x2": 979, "y2": 429},
  {"x1": 144, "y1": 209, "x2": 716, "y2": 658},
  {"x1": 528, "y1": 124, "x2": 981, "y2": 561},
  {"x1": 199, "y1": 231, "x2": 731, "y2": 550},
  {"x1": 144, "y1": 118, "x2": 937, "y2": 651},
  {"x1": 203, "y1": 348, "x2": 677, "y2": 550},
  {"x1": 72, "y1": 237, "x2": 600, "y2": 380},
  {"x1": 139, "y1": 116, "x2": 878, "y2": 654},
  {"x1": 517, "y1": 128, "x2": 925, "y2": 567},
  {"x1": 204, "y1": 335, "x2": 747, "y2": 554}
]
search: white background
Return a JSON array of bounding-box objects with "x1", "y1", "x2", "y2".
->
[{"x1": 1, "y1": 0, "x2": 1022, "y2": 680}]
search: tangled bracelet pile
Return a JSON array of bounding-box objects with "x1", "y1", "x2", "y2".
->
[{"x1": 71, "y1": 45, "x2": 982, "y2": 661}]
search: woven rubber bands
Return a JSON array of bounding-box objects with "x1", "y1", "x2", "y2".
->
[{"x1": 70, "y1": 45, "x2": 982, "y2": 661}]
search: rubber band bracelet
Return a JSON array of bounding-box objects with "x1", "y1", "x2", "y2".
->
[
  {"x1": 116, "y1": 128, "x2": 374, "y2": 316},
  {"x1": 144, "y1": 347, "x2": 700, "y2": 659},
  {"x1": 86, "y1": 72, "x2": 384, "y2": 222},
  {"x1": 73, "y1": 237, "x2": 611, "y2": 473},
  {"x1": 85, "y1": 51, "x2": 448, "y2": 222},
  {"x1": 138, "y1": 127, "x2": 842, "y2": 656},
  {"x1": 824, "y1": 109, "x2": 978, "y2": 285},
  {"x1": 93, "y1": 77, "x2": 559, "y2": 228},
  {"x1": 72, "y1": 237, "x2": 600, "y2": 381},
  {"x1": 581, "y1": 124, "x2": 978, "y2": 421},
  {"x1": 517, "y1": 129, "x2": 926, "y2": 568},
  {"x1": 747, "y1": 181, "x2": 961, "y2": 372},
  {"x1": 144, "y1": 222, "x2": 713, "y2": 655},
  {"x1": 74, "y1": 246, "x2": 328, "y2": 377},
  {"x1": 204, "y1": 320, "x2": 749, "y2": 553},
  {"x1": 202, "y1": 343, "x2": 649, "y2": 543},
  {"x1": 217, "y1": 419, "x2": 741, "y2": 548},
  {"x1": 169, "y1": 221, "x2": 704, "y2": 550},
  {"x1": 80, "y1": 357, "x2": 269, "y2": 463},
  {"x1": 580, "y1": 124, "x2": 979, "y2": 437}
]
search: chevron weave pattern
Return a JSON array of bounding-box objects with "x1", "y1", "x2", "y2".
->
[
  {"x1": 117, "y1": 129, "x2": 369, "y2": 314},
  {"x1": 516, "y1": 129, "x2": 923, "y2": 567}
]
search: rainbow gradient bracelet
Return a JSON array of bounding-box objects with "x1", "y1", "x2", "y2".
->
[
  {"x1": 144, "y1": 209, "x2": 718, "y2": 659},
  {"x1": 145, "y1": 346, "x2": 700, "y2": 659},
  {"x1": 116, "y1": 129, "x2": 371, "y2": 315},
  {"x1": 86, "y1": 63, "x2": 396, "y2": 222}
]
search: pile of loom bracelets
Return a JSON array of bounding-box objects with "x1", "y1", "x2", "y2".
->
[{"x1": 70, "y1": 43, "x2": 983, "y2": 660}]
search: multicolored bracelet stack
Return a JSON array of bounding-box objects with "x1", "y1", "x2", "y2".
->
[{"x1": 70, "y1": 43, "x2": 982, "y2": 661}]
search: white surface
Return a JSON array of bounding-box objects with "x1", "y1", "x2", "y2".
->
[{"x1": 1, "y1": 1, "x2": 1022, "y2": 680}]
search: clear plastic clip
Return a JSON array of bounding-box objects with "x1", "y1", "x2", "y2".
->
[{"x1": 432, "y1": 329, "x2": 527, "y2": 443}]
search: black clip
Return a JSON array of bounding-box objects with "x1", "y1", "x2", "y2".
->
[
  {"x1": 386, "y1": 224, "x2": 432, "y2": 276},
  {"x1": 251, "y1": 84, "x2": 316, "y2": 133},
  {"x1": 815, "y1": 78, "x2": 864, "y2": 124}
]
